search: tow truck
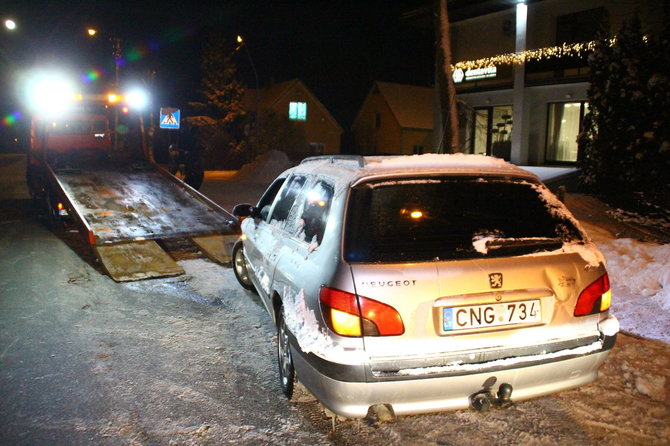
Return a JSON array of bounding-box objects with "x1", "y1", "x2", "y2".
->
[{"x1": 24, "y1": 75, "x2": 238, "y2": 281}]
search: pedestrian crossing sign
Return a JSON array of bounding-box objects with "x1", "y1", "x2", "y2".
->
[{"x1": 160, "y1": 107, "x2": 180, "y2": 129}]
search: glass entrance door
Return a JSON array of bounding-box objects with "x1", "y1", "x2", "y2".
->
[{"x1": 466, "y1": 106, "x2": 513, "y2": 160}]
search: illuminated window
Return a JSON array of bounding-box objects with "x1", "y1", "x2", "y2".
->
[
  {"x1": 546, "y1": 102, "x2": 588, "y2": 163},
  {"x1": 289, "y1": 102, "x2": 307, "y2": 120}
]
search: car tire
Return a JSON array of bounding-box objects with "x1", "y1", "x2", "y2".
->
[
  {"x1": 277, "y1": 308, "x2": 295, "y2": 399},
  {"x1": 232, "y1": 241, "x2": 256, "y2": 292}
]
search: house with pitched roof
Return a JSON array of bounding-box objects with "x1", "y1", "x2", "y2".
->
[
  {"x1": 244, "y1": 79, "x2": 343, "y2": 159},
  {"x1": 351, "y1": 81, "x2": 434, "y2": 155}
]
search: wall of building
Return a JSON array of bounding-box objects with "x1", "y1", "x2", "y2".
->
[
  {"x1": 458, "y1": 81, "x2": 589, "y2": 165},
  {"x1": 528, "y1": 0, "x2": 665, "y2": 48},
  {"x1": 451, "y1": 9, "x2": 516, "y2": 65},
  {"x1": 453, "y1": 0, "x2": 664, "y2": 67},
  {"x1": 450, "y1": 0, "x2": 665, "y2": 165},
  {"x1": 269, "y1": 85, "x2": 342, "y2": 156},
  {"x1": 352, "y1": 90, "x2": 402, "y2": 154},
  {"x1": 400, "y1": 128, "x2": 433, "y2": 155}
]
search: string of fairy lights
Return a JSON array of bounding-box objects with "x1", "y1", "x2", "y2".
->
[{"x1": 451, "y1": 38, "x2": 617, "y2": 71}]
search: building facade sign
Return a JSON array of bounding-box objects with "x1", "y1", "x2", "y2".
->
[{"x1": 452, "y1": 66, "x2": 497, "y2": 83}]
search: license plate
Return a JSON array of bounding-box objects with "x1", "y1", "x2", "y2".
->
[{"x1": 442, "y1": 299, "x2": 541, "y2": 332}]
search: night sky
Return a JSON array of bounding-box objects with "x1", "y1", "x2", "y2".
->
[{"x1": 2, "y1": 0, "x2": 435, "y2": 129}]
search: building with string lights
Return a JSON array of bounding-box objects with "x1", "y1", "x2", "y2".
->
[{"x1": 447, "y1": 0, "x2": 665, "y2": 165}]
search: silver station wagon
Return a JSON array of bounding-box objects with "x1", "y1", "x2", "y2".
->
[{"x1": 231, "y1": 154, "x2": 619, "y2": 418}]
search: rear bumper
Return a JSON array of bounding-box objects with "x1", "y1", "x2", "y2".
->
[{"x1": 291, "y1": 329, "x2": 617, "y2": 418}]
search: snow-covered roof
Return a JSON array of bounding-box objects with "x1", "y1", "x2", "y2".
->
[{"x1": 374, "y1": 81, "x2": 434, "y2": 130}]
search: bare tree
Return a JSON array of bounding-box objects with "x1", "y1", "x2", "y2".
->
[{"x1": 435, "y1": 0, "x2": 460, "y2": 153}]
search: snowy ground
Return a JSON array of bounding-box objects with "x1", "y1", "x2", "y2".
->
[
  {"x1": 2, "y1": 153, "x2": 668, "y2": 445},
  {"x1": 581, "y1": 222, "x2": 670, "y2": 343},
  {"x1": 525, "y1": 165, "x2": 670, "y2": 343}
]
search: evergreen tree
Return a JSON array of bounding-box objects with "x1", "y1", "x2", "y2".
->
[
  {"x1": 645, "y1": 16, "x2": 670, "y2": 206},
  {"x1": 186, "y1": 35, "x2": 248, "y2": 168},
  {"x1": 579, "y1": 16, "x2": 670, "y2": 207}
]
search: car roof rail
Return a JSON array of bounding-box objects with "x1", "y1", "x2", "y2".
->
[{"x1": 300, "y1": 155, "x2": 365, "y2": 167}]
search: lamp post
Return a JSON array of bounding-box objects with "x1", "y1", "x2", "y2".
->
[
  {"x1": 87, "y1": 27, "x2": 122, "y2": 150},
  {"x1": 236, "y1": 35, "x2": 260, "y2": 161}
]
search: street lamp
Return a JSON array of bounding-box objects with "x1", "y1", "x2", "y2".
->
[
  {"x1": 236, "y1": 35, "x2": 259, "y2": 160},
  {"x1": 125, "y1": 87, "x2": 152, "y2": 161},
  {"x1": 4, "y1": 19, "x2": 17, "y2": 31},
  {"x1": 87, "y1": 27, "x2": 123, "y2": 150}
]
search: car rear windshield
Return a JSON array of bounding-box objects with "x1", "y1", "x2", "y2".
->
[{"x1": 344, "y1": 176, "x2": 583, "y2": 263}]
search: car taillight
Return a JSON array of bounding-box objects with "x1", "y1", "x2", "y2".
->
[
  {"x1": 574, "y1": 273, "x2": 611, "y2": 316},
  {"x1": 319, "y1": 286, "x2": 404, "y2": 337}
]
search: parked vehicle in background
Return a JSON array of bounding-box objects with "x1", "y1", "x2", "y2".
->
[
  {"x1": 24, "y1": 76, "x2": 236, "y2": 282},
  {"x1": 232, "y1": 153, "x2": 619, "y2": 418}
]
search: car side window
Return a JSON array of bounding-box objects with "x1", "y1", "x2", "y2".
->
[
  {"x1": 289, "y1": 180, "x2": 334, "y2": 245},
  {"x1": 269, "y1": 175, "x2": 306, "y2": 224},
  {"x1": 256, "y1": 178, "x2": 285, "y2": 221}
]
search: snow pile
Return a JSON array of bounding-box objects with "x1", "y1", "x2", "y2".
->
[
  {"x1": 582, "y1": 222, "x2": 670, "y2": 343},
  {"x1": 234, "y1": 150, "x2": 292, "y2": 183},
  {"x1": 607, "y1": 207, "x2": 670, "y2": 232},
  {"x1": 472, "y1": 235, "x2": 495, "y2": 254}
]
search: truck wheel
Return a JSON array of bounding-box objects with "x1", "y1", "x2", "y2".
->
[
  {"x1": 277, "y1": 309, "x2": 295, "y2": 399},
  {"x1": 26, "y1": 166, "x2": 39, "y2": 201},
  {"x1": 232, "y1": 241, "x2": 256, "y2": 292},
  {"x1": 184, "y1": 162, "x2": 204, "y2": 190},
  {"x1": 43, "y1": 190, "x2": 58, "y2": 225}
]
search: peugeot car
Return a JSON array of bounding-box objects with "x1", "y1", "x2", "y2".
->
[{"x1": 231, "y1": 153, "x2": 618, "y2": 418}]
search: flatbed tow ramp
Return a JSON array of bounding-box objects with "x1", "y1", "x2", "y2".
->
[{"x1": 51, "y1": 160, "x2": 238, "y2": 281}]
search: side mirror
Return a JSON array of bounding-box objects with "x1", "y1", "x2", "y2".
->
[{"x1": 232, "y1": 203, "x2": 257, "y2": 218}]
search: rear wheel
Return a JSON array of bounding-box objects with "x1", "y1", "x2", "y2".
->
[
  {"x1": 277, "y1": 309, "x2": 295, "y2": 399},
  {"x1": 232, "y1": 241, "x2": 256, "y2": 292}
]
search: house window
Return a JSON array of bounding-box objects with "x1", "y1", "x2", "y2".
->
[
  {"x1": 545, "y1": 102, "x2": 588, "y2": 163},
  {"x1": 472, "y1": 109, "x2": 490, "y2": 155},
  {"x1": 289, "y1": 102, "x2": 307, "y2": 120},
  {"x1": 374, "y1": 113, "x2": 381, "y2": 128}
]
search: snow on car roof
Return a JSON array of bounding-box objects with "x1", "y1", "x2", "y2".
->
[{"x1": 296, "y1": 153, "x2": 539, "y2": 183}]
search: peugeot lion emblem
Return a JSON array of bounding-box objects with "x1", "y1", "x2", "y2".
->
[{"x1": 489, "y1": 273, "x2": 503, "y2": 289}]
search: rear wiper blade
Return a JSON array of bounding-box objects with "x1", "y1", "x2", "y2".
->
[{"x1": 485, "y1": 237, "x2": 563, "y2": 250}]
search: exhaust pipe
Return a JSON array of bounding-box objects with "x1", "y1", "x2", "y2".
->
[
  {"x1": 497, "y1": 383, "x2": 513, "y2": 404},
  {"x1": 471, "y1": 391, "x2": 492, "y2": 412}
]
